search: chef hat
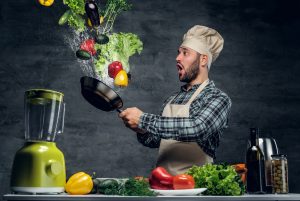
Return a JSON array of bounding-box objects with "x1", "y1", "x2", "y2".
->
[{"x1": 180, "y1": 25, "x2": 224, "y2": 70}]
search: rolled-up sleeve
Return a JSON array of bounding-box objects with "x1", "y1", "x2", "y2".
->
[{"x1": 137, "y1": 94, "x2": 232, "y2": 143}]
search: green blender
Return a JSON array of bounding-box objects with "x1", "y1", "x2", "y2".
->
[{"x1": 10, "y1": 89, "x2": 66, "y2": 194}]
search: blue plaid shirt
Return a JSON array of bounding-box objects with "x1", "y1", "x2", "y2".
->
[{"x1": 137, "y1": 80, "x2": 232, "y2": 159}]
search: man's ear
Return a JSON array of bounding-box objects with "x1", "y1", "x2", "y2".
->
[{"x1": 200, "y1": 54, "x2": 208, "y2": 67}]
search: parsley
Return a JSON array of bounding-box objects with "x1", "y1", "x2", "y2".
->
[
  {"x1": 102, "y1": 0, "x2": 132, "y2": 34},
  {"x1": 123, "y1": 178, "x2": 157, "y2": 196}
]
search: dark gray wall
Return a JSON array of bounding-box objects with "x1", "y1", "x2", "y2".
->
[{"x1": 1, "y1": 0, "x2": 300, "y2": 198}]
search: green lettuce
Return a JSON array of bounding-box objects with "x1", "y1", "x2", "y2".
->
[
  {"x1": 67, "y1": 11, "x2": 85, "y2": 32},
  {"x1": 63, "y1": 0, "x2": 85, "y2": 15},
  {"x1": 61, "y1": 0, "x2": 86, "y2": 32},
  {"x1": 94, "y1": 32, "x2": 143, "y2": 77},
  {"x1": 186, "y1": 163, "x2": 245, "y2": 196}
]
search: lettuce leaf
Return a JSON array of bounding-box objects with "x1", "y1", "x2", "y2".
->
[
  {"x1": 63, "y1": 0, "x2": 85, "y2": 15},
  {"x1": 66, "y1": 11, "x2": 86, "y2": 32},
  {"x1": 94, "y1": 32, "x2": 143, "y2": 78},
  {"x1": 186, "y1": 163, "x2": 245, "y2": 196},
  {"x1": 61, "y1": 0, "x2": 86, "y2": 32}
]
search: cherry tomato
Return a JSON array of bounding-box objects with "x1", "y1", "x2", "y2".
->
[
  {"x1": 134, "y1": 176, "x2": 149, "y2": 182},
  {"x1": 173, "y1": 174, "x2": 195, "y2": 190}
]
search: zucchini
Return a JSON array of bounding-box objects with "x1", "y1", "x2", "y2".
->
[
  {"x1": 76, "y1": 50, "x2": 91, "y2": 60},
  {"x1": 58, "y1": 10, "x2": 71, "y2": 25},
  {"x1": 95, "y1": 34, "x2": 109, "y2": 45}
]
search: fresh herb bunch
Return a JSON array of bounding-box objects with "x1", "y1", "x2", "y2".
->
[
  {"x1": 102, "y1": 0, "x2": 132, "y2": 34},
  {"x1": 60, "y1": 0, "x2": 132, "y2": 33},
  {"x1": 186, "y1": 163, "x2": 246, "y2": 196},
  {"x1": 123, "y1": 178, "x2": 157, "y2": 196}
]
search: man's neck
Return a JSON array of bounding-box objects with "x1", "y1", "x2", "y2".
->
[{"x1": 185, "y1": 75, "x2": 209, "y2": 91}]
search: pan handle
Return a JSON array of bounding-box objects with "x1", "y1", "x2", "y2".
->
[{"x1": 116, "y1": 108, "x2": 123, "y2": 113}]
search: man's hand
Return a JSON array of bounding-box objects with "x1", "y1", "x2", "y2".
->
[{"x1": 119, "y1": 107, "x2": 145, "y2": 132}]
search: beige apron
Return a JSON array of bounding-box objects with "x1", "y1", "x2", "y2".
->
[{"x1": 156, "y1": 79, "x2": 213, "y2": 175}]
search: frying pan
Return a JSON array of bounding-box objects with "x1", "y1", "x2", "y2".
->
[{"x1": 80, "y1": 76, "x2": 123, "y2": 112}]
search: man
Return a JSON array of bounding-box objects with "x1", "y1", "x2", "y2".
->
[{"x1": 119, "y1": 25, "x2": 232, "y2": 175}]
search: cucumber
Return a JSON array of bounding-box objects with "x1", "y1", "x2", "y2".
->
[
  {"x1": 96, "y1": 179, "x2": 119, "y2": 194},
  {"x1": 58, "y1": 10, "x2": 71, "y2": 25},
  {"x1": 95, "y1": 34, "x2": 109, "y2": 45},
  {"x1": 76, "y1": 50, "x2": 91, "y2": 60}
]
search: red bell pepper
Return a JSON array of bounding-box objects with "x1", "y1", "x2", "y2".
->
[
  {"x1": 108, "y1": 61, "x2": 123, "y2": 78},
  {"x1": 151, "y1": 167, "x2": 174, "y2": 185},
  {"x1": 80, "y1": 39, "x2": 96, "y2": 56},
  {"x1": 149, "y1": 175, "x2": 173, "y2": 190}
]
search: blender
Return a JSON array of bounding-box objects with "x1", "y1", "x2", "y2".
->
[{"x1": 10, "y1": 89, "x2": 66, "y2": 194}]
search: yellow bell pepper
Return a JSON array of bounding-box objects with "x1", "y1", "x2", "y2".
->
[
  {"x1": 65, "y1": 172, "x2": 93, "y2": 195},
  {"x1": 114, "y1": 70, "x2": 128, "y2": 87},
  {"x1": 38, "y1": 0, "x2": 54, "y2": 7}
]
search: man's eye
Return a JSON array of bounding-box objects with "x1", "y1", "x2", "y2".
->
[{"x1": 183, "y1": 51, "x2": 188, "y2": 56}]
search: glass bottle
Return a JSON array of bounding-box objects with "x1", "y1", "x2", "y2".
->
[
  {"x1": 246, "y1": 128, "x2": 266, "y2": 194},
  {"x1": 271, "y1": 154, "x2": 289, "y2": 194}
]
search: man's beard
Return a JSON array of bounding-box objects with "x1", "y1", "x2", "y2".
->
[{"x1": 180, "y1": 57, "x2": 200, "y2": 83}]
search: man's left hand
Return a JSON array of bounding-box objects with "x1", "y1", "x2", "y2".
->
[{"x1": 119, "y1": 107, "x2": 143, "y2": 131}]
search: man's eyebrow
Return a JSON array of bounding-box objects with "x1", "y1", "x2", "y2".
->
[
  {"x1": 181, "y1": 47, "x2": 189, "y2": 52},
  {"x1": 178, "y1": 47, "x2": 189, "y2": 52}
]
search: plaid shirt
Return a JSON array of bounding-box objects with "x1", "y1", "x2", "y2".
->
[{"x1": 137, "y1": 80, "x2": 232, "y2": 159}]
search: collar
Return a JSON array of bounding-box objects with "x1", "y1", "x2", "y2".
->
[
  {"x1": 180, "y1": 80, "x2": 215, "y2": 92},
  {"x1": 181, "y1": 84, "x2": 201, "y2": 92},
  {"x1": 180, "y1": 80, "x2": 214, "y2": 92}
]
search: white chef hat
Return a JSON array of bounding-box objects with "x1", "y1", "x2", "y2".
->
[{"x1": 180, "y1": 25, "x2": 224, "y2": 70}]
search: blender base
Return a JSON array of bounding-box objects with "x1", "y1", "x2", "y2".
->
[{"x1": 11, "y1": 187, "x2": 65, "y2": 194}]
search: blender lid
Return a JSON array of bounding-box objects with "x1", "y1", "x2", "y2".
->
[{"x1": 25, "y1": 89, "x2": 64, "y2": 102}]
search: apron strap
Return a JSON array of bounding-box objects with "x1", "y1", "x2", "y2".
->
[
  {"x1": 166, "y1": 79, "x2": 210, "y2": 106},
  {"x1": 186, "y1": 79, "x2": 209, "y2": 105}
]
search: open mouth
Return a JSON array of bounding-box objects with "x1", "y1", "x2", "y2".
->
[{"x1": 177, "y1": 63, "x2": 184, "y2": 75}]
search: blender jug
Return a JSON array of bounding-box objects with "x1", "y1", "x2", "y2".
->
[
  {"x1": 25, "y1": 89, "x2": 65, "y2": 142},
  {"x1": 11, "y1": 89, "x2": 66, "y2": 194}
]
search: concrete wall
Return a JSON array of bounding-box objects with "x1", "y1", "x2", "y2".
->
[{"x1": 1, "y1": 0, "x2": 300, "y2": 198}]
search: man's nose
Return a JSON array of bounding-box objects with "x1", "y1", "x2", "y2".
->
[{"x1": 176, "y1": 54, "x2": 181, "y2": 62}]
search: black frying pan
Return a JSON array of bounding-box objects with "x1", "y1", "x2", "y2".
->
[{"x1": 80, "y1": 76, "x2": 123, "y2": 112}]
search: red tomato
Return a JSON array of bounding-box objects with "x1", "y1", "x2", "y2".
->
[
  {"x1": 80, "y1": 39, "x2": 96, "y2": 56},
  {"x1": 173, "y1": 174, "x2": 195, "y2": 190},
  {"x1": 108, "y1": 61, "x2": 123, "y2": 78}
]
